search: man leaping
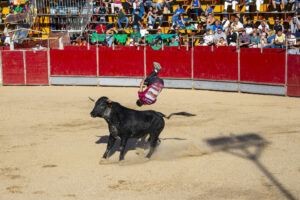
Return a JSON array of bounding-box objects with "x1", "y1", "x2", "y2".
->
[{"x1": 136, "y1": 62, "x2": 164, "y2": 107}]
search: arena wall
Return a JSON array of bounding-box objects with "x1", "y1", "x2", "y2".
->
[{"x1": 0, "y1": 47, "x2": 299, "y2": 97}]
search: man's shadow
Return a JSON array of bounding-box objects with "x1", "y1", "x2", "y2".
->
[
  {"x1": 205, "y1": 133, "x2": 296, "y2": 200},
  {"x1": 95, "y1": 135, "x2": 187, "y2": 158}
]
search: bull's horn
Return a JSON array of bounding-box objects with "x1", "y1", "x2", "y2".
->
[
  {"x1": 88, "y1": 97, "x2": 95, "y2": 102},
  {"x1": 106, "y1": 99, "x2": 112, "y2": 103}
]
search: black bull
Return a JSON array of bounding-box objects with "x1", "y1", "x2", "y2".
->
[{"x1": 90, "y1": 96, "x2": 196, "y2": 161}]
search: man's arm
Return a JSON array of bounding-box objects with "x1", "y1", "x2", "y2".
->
[{"x1": 139, "y1": 79, "x2": 145, "y2": 92}]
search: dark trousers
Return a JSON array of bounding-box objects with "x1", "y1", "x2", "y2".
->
[{"x1": 144, "y1": 71, "x2": 164, "y2": 87}]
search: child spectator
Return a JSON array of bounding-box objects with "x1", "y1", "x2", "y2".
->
[
  {"x1": 217, "y1": 37, "x2": 227, "y2": 47},
  {"x1": 274, "y1": 30, "x2": 285, "y2": 48},
  {"x1": 250, "y1": 31, "x2": 261, "y2": 48}
]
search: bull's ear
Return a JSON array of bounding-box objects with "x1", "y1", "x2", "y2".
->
[{"x1": 106, "y1": 99, "x2": 112, "y2": 108}]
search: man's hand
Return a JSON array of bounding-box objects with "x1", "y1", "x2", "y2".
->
[{"x1": 139, "y1": 78, "x2": 145, "y2": 92}]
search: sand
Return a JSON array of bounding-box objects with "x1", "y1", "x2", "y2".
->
[{"x1": 0, "y1": 86, "x2": 300, "y2": 200}]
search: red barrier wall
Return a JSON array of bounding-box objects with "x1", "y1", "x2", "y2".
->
[
  {"x1": 193, "y1": 46, "x2": 238, "y2": 81},
  {"x1": 50, "y1": 46, "x2": 97, "y2": 76},
  {"x1": 25, "y1": 51, "x2": 48, "y2": 85},
  {"x1": 1, "y1": 51, "x2": 25, "y2": 85},
  {"x1": 240, "y1": 48, "x2": 285, "y2": 84},
  {"x1": 146, "y1": 47, "x2": 192, "y2": 78},
  {"x1": 98, "y1": 46, "x2": 144, "y2": 77},
  {"x1": 287, "y1": 54, "x2": 300, "y2": 97}
]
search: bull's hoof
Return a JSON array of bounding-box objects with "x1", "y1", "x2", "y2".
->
[
  {"x1": 118, "y1": 160, "x2": 126, "y2": 166},
  {"x1": 99, "y1": 158, "x2": 109, "y2": 165}
]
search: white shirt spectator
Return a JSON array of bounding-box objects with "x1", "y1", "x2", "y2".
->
[
  {"x1": 202, "y1": 33, "x2": 214, "y2": 46},
  {"x1": 258, "y1": 23, "x2": 270, "y2": 34},
  {"x1": 140, "y1": 28, "x2": 149, "y2": 37},
  {"x1": 222, "y1": 19, "x2": 230, "y2": 33},
  {"x1": 231, "y1": 21, "x2": 243, "y2": 33}
]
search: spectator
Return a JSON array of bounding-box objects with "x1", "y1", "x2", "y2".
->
[
  {"x1": 144, "y1": 0, "x2": 153, "y2": 10},
  {"x1": 187, "y1": 0, "x2": 204, "y2": 20},
  {"x1": 153, "y1": 8, "x2": 163, "y2": 29},
  {"x1": 9, "y1": 4, "x2": 15, "y2": 14},
  {"x1": 236, "y1": 13, "x2": 244, "y2": 24},
  {"x1": 111, "y1": 0, "x2": 122, "y2": 14},
  {"x1": 206, "y1": 13, "x2": 216, "y2": 30},
  {"x1": 226, "y1": 26, "x2": 237, "y2": 46},
  {"x1": 115, "y1": 8, "x2": 129, "y2": 29},
  {"x1": 106, "y1": 25, "x2": 118, "y2": 47},
  {"x1": 204, "y1": 3, "x2": 214, "y2": 16},
  {"x1": 224, "y1": 0, "x2": 238, "y2": 12},
  {"x1": 23, "y1": 3, "x2": 29, "y2": 13},
  {"x1": 102, "y1": 0, "x2": 111, "y2": 12},
  {"x1": 214, "y1": 27, "x2": 227, "y2": 44},
  {"x1": 264, "y1": 30, "x2": 276, "y2": 48},
  {"x1": 169, "y1": 37, "x2": 179, "y2": 46},
  {"x1": 147, "y1": 7, "x2": 155, "y2": 29},
  {"x1": 201, "y1": 29, "x2": 214, "y2": 46},
  {"x1": 250, "y1": 31, "x2": 261, "y2": 48},
  {"x1": 138, "y1": 24, "x2": 149, "y2": 46},
  {"x1": 96, "y1": 23, "x2": 106, "y2": 34},
  {"x1": 212, "y1": 20, "x2": 223, "y2": 33},
  {"x1": 123, "y1": 0, "x2": 133, "y2": 14},
  {"x1": 231, "y1": 16, "x2": 244, "y2": 34},
  {"x1": 288, "y1": 40, "x2": 300, "y2": 54},
  {"x1": 164, "y1": 0, "x2": 174, "y2": 13},
  {"x1": 3, "y1": 23, "x2": 10, "y2": 46},
  {"x1": 173, "y1": 27, "x2": 183, "y2": 44},
  {"x1": 217, "y1": 37, "x2": 227, "y2": 46},
  {"x1": 171, "y1": 5, "x2": 185, "y2": 29},
  {"x1": 222, "y1": 15, "x2": 230, "y2": 33},
  {"x1": 258, "y1": 20, "x2": 270, "y2": 34},
  {"x1": 239, "y1": 30, "x2": 250, "y2": 48},
  {"x1": 132, "y1": 9, "x2": 143, "y2": 29},
  {"x1": 132, "y1": 4, "x2": 145, "y2": 19},
  {"x1": 274, "y1": 30, "x2": 285, "y2": 48},
  {"x1": 272, "y1": 0, "x2": 285, "y2": 11},
  {"x1": 177, "y1": 14, "x2": 188, "y2": 29},
  {"x1": 286, "y1": 29, "x2": 296, "y2": 46},
  {"x1": 244, "y1": 18, "x2": 255, "y2": 35},
  {"x1": 273, "y1": 17, "x2": 284, "y2": 33},
  {"x1": 153, "y1": 0, "x2": 164, "y2": 10},
  {"x1": 291, "y1": 14, "x2": 300, "y2": 37},
  {"x1": 130, "y1": 25, "x2": 141, "y2": 46}
]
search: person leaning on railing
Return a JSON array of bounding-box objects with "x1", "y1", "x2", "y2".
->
[
  {"x1": 274, "y1": 29, "x2": 286, "y2": 48},
  {"x1": 290, "y1": 12, "x2": 300, "y2": 37},
  {"x1": 239, "y1": 30, "x2": 251, "y2": 48},
  {"x1": 214, "y1": 27, "x2": 227, "y2": 44},
  {"x1": 250, "y1": 31, "x2": 261, "y2": 48},
  {"x1": 226, "y1": 26, "x2": 238, "y2": 46}
]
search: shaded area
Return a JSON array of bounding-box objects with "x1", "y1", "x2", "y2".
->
[
  {"x1": 95, "y1": 135, "x2": 186, "y2": 158},
  {"x1": 205, "y1": 133, "x2": 296, "y2": 200}
]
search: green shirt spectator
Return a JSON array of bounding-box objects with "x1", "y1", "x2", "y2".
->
[
  {"x1": 130, "y1": 30, "x2": 141, "y2": 42},
  {"x1": 15, "y1": 6, "x2": 23, "y2": 13}
]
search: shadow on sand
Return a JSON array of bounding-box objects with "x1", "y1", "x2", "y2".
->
[
  {"x1": 205, "y1": 133, "x2": 296, "y2": 200},
  {"x1": 95, "y1": 135, "x2": 186, "y2": 158}
]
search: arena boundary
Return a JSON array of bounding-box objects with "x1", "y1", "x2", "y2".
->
[{"x1": 0, "y1": 47, "x2": 299, "y2": 97}]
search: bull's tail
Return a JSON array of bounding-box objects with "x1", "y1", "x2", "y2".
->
[{"x1": 159, "y1": 112, "x2": 196, "y2": 119}]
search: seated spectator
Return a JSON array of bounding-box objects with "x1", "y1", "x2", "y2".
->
[
  {"x1": 236, "y1": 13, "x2": 244, "y2": 24},
  {"x1": 111, "y1": 0, "x2": 122, "y2": 14},
  {"x1": 169, "y1": 37, "x2": 179, "y2": 46},
  {"x1": 9, "y1": 4, "x2": 15, "y2": 14},
  {"x1": 273, "y1": 17, "x2": 284, "y2": 33},
  {"x1": 258, "y1": 20, "x2": 270, "y2": 34},
  {"x1": 102, "y1": 0, "x2": 111, "y2": 12},
  {"x1": 164, "y1": 0, "x2": 174, "y2": 13},
  {"x1": 187, "y1": 0, "x2": 204, "y2": 20},
  {"x1": 264, "y1": 30, "x2": 276, "y2": 48},
  {"x1": 226, "y1": 26, "x2": 237, "y2": 46},
  {"x1": 96, "y1": 23, "x2": 107, "y2": 34},
  {"x1": 291, "y1": 14, "x2": 300, "y2": 37},
  {"x1": 144, "y1": 0, "x2": 153, "y2": 10},
  {"x1": 286, "y1": 29, "x2": 296, "y2": 46},
  {"x1": 204, "y1": 3, "x2": 214, "y2": 16},
  {"x1": 200, "y1": 29, "x2": 214, "y2": 46},
  {"x1": 212, "y1": 20, "x2": 223, "y2": 33},
  {"x1": 151, "y1": 28, "x2": 164, "y2": 46},
  {"x1": 122, "y1": 0, "x2": 132, "y2": 14},
  {"x1": 132, "y1": 4, "x2": 145, "y2": 19},
  {"x1": 173, "y1": 27, "x2": 183, "y2": 44},
  {"x1": 138, "y1": 24, "x2": 149, "y2": 46},
  {"x1": 23, "y1": 3, "x2": 29, "y2": 13},
  {"x1": 217, "y1": 37, "x2": 227, "y2": 47},
  {"x1": 115, "y1": 8, "x2": 129, "y2": 29},
  {"x1": 288, "y1": 40, "x2": 300, "y2": 54},
  {"x1": 214, "y1": 27, "x2": 226, "y2": 44},
  {"x1": 171, "y1": 5, "x2": 185, "y2": 28},
  {"x1": 274, "y1": 30, "x2": 285, "y2": 48},
  {"x1": 106, "y1": 25, "x2": 118, "y2": 47},
  {"x1": 153, "y1": 8, "x2": 163, "y2": 29},
  {"x1": 147, "y1": 7, "x2": 155, "y2": 29},
  {"x1": 129, "y1": 25, "x2": 142, "y2": 46},
  {"x1": 222, "y1": 15, "x2": 230, "y2": 33},
  {"x1": 14, "y1": 3, "x2": 22, "y2": 14},
  {"x1": 272, "y1": 0, "x2": 285, "y2": 11},
  {"x1": 153, "y1": 0, "x2": 164, "y2": 10},
  {"x1": 206, "y1": 13, "x2": 216, "y2": 31},
  {"x1": 132, "y1": 9, "x2": 144, "y2": 29},
  {"x1": 224, "y1": 0, "x2": 238, "y2": 12},
  {"x1": 250, "y1": 31, "x2": 261, "y2": 48},
  {"x1": 239, "y1": 30, "x2": 250, "y2": 48},
  {"x1": 244, "y1": 18, "x2": 255, "y2": 35},
  {"x1": 177, "y1": 14, "x2": 188, "y2": 29},
  {"x1": 231, "y1": 16, "x2": 244, "y2": 34}
]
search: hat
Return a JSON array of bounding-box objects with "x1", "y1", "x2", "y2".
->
[
  {"x1": 224, "y1": 15, "x2": 228, "y2": 18},
  {"x1": 133, "y1": 25, "x2": 138, "y2": 29}
]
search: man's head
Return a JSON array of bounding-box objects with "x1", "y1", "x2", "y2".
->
[
  {"x1": 133, "y1": 25, "x2": 138, "y2": 32},
  {"x1": 234, "y1": 17, "x2": 239, "y2": 23},
  {"x1": 136, "y1": 99, "x2": 143, "y2": 107},
  {"x1": 90, "y1": 96, "x2": 113, "y2": 118},
  {"x1": 224, "y1": 15, "x2": 228, "y2": 19},
  {"x1": 242, "y1": 30, "x2": 246, "y2": 36},
  {"x1": 277, "y1": 30, "x2": 282, "y2": 36},
  {"x1": 176, "y1": 4, "x2": 181, "y2": 9},
  {"x1": 275, "y1": 17, "x2": 280, "y2": 24},
  {"x1": 215, "y1": 20, "x2": 219, "y2": 26},
  {"x1": 247, "y1": 18, "x2": 251, "y2": 24},
  {"x1": 217, "y1": 28, "x2": 222, "y2": 34}
]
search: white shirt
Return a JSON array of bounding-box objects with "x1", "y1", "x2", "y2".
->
[
  {"x1": 258, "y1": 23, "x2": 270, "y2": 33},
  {"x1": 231, "y1": 21, "x2": 243, "y2": 32},
  {"x1": 203, "y1": 33, "x2": 214, "y2": 45},
  {"x1": 140, "y1": 29, "x2": 149, "y2": 37},
  {"x1": 222, "y1": 19, "x2": 230, "y2": 32}
]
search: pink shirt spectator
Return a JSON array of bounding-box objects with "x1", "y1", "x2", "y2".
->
[{"x1": 138, "y1": 82, "x2": 163, "y2": 105}]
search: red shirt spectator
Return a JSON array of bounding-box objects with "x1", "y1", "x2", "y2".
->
[{"x1": 96, "y1": 24, "x2": 106, "y2": 34}]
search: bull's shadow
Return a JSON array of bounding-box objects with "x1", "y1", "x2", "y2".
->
[
  {"x1": 95, "y1": 136, "x2": 187, "y2": 158},
  {"x1": 205, "y1": 133, "x2": 296, "y2": 200}
]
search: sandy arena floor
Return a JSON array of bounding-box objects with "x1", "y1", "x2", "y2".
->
[{"x1": 0, "y1": 86, "x2": 300, "y2": 200}]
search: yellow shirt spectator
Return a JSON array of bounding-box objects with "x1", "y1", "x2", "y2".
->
[{"x1": 275, "y1": 33, "x2": 285, "y2": 44}]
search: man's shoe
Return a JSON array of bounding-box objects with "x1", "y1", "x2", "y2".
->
[{"x1": 153, "y1": 62, "x2": 162, "y2": 72}]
